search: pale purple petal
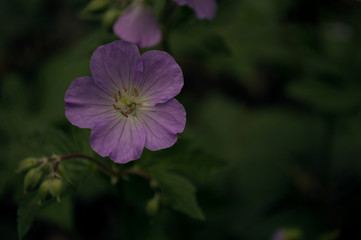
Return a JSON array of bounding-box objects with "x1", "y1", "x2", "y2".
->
[
  {"x1": 90, "y1": 115, "x2": 146, "y2": 163},
  {"x1": 137, "y1": 51, "x2": 183, "y2": 106},
  {"x1": 113, "y1": 3, "x2": 161, "y2": 48},
  {"x1": 65, "y1": 76, "x2": 115, "y2": 128},
  {"x1": 90, "y1": 40, "x2": 143, "y2": 93},
  {"x1": 173, "y1": 0, "x2": 217, "y2": 19},
  {"x1": 139, "y1": 98, "x2": 186, "y2": 151}
]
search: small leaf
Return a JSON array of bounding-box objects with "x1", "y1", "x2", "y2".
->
[
  {"x1": 17, "y1": 191, "x2": 63, "y2": 239},
  {"x1": 37, "y1": 195, "x2": 73, "y2": 231},
  {"x1": 17, "y1": 193, "x2": 42, "y2": 239},
  {"x1": 151, "y1": 170, "x2": 205, "y2": 220}
]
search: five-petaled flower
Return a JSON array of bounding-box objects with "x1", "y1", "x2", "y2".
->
[
  {"x1": 113, "y1": 0, "x2": 217, "y2": 48},
  {"x1": 65, "y1": 40, "x2": 186, "y2": 163}
]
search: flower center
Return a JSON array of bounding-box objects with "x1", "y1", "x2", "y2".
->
[{"x1": 112, "y1": 86, "x2": 140, "y2": 117}]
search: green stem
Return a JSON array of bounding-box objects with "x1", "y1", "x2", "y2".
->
[
  {"x1": 121, "y1": 167, "x2": 151, "y2": 180},
  {"x1": 48, "y1": 153, "x2": 150, "y2": 180}
]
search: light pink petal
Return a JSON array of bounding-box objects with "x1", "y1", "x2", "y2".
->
[
  {"x1": 139, "y1": 98, "x2": 186, "y2": 151},
  {"x1": 65, "y1": 76, "x2": 115, "y2": 128},
  {"x1": 90, "y1": 115, "x2": 146, "y2": 163},
  {"x1": 137, "y1": 51, "x2": 183, "y2": 106},
  {"x1": 90, "y1": 40, "x2": 143, "y2": 93}
]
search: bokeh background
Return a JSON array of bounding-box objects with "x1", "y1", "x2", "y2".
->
[{"x1": 1, "y1": 0, "x2": 361, "y2": 239}]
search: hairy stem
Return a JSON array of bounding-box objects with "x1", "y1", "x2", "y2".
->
[{"x1": 48, "y1": 153, "x2": 150, "y2": 180}]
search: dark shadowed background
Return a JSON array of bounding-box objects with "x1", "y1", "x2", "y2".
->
[{"x1": 1, "y1": 0, "x2": 361, "y2": 239}]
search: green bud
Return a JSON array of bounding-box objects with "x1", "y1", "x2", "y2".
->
[
  {"x1": 146, "y1": 193, "x2": 160, "y2": 216},
  {"x1": 83, "y1": 0, "x2": 109, "y2": 13},
  {"x1": 42, "y1": 162, "x2": 52, "y2": 174},
  {"x1": 17, "y1": 157, "x2": 40, "y2": 173},
  {"x1": 24, "y1": 168, "x2": 43, "y2": 192},
  {"x1": 39, "y1": 179, "x2": 51, "y2": 201},
  {"x1": 149, "y1": 179, "x2": 159, "y2": 190},
  {"x1": 39, "y1": 178, "x2": 63, "y2": 202},
  {"x1": 102, "y1": 8, "x2": 122, "y2": 28},
  {"x1": 57, "y1": 164, "x2": 74, "y2": 186},
  {"x1": 49, "y1": 178, "x2": 63, "y2": 202},
  {"x1": 111, "y1": 176, "x2": 118, "y2": 185}
]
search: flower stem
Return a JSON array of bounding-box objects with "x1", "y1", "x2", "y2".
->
[
  {"x1": 121, "y1": 167, "x2": 151, "y2": 180},
  {"x1": 48, "y1": 153, "x2": 150, "y2": 180},
  {"x1": 60, "y1": 153, "x2": 114, "y2": 173}
]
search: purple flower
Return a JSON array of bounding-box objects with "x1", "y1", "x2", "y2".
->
[
  {"x1": 65, "y1": 40, "x2": 186, "y2": 163},
  {"x1": 173, "y1": 0, "x2": 217, "y2": 19},
  {"x1": 112, "y1": 0, "x2": 217, "y2": 48},
  {"x1": 113, "y1": 2, "x2": 162, "y2": 48}
]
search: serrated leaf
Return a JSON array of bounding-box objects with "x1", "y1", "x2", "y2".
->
[
  {"x1": 151, "y1": 170, "x2": 205, "y2": 220},
  {"x1": 140, "y1": 138, "x2": 225, "y2": 182},
  {"x1": 17, "y1": 190, "x2": 70, "y2": 239},
  {"x1": 17, "y1": 194, "x2": 37, "y2": 239},
  {"x1": 17, "y1": 192, "x2": 45, "y2": 239},
  {"x1": 37, "y1": 195, "x2": 73, "y2": 231}
]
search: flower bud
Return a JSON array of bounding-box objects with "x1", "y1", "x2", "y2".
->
[
  {"x1": 42, "y1": 162, "x2": 52, "y2": 174},
  {"x1": 39, "y1": 178, "x2": 63, "y2": 202},
  {"x1": 24, "y1": 168, "x2": 43, "y2": 192},
  {"x1": 102, "y1": 8, "x2": 122, "y2": 28},
  {"x1": 49, "y1": 178, "x2": 63, "y2": 202},
  {"x1": 146, "y1": 193, "x2": 160, "y2": 216},
  {"x1": 39, "y1": 179, "x2": 50, "y2": 201},
  {"x1": 83, "y1": 0, "x2": 109, "y2": 13},
  {"x1": 149, "y1": 179, "x2": 159, "y2": 190},
  {"x1": 17, "y1": 157, "x2": 40, "y2": 173}
]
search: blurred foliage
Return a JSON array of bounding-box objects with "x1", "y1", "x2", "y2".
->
[{"x1": 1, "y1": 0, "x2": 361, "y2": 239}]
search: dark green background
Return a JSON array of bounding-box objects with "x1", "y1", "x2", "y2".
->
[{"x1": 1, "y1": 0, "x2": 361, "y2": 239}]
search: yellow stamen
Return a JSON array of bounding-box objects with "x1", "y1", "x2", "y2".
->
[
  {"x1": 123, "y1": 86, "x2": 127, "y2": 92},
  {"x1": 118, "y1": 90, "x2": 122, "y2": 98},
  {"x1": 113, "y1": 94, "x2": 118, "y2": 103},
  {"x1": 134, "y1": 88, "x2": 139, "y2": 97}
]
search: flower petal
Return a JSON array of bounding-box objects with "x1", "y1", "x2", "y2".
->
[
  {"x1": 65, "y1": 76, "x2": 115, "y2": 128},
  {"x1": 113, "y1": 3, "x2": 161, "y2": 48},
  {"x1": 137, "y1": 51, "x2": 183, "y2": 106},
  {"x1": 173, "y1": 0, "x2": 217, "y2": 19},
  {"x1": 89, "y1": 115, "x2": 146, "y2": 163},
  {"x1": 139, "y1": 98, "x2": 186, "y2": 151},
  {"x1": 90, "y1": 40, "x2": 143, "y2": 93}
]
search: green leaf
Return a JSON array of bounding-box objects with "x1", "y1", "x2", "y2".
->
[
  {"x1": 17, "y1": 191, "x2": 71, "y2": 239},
  {"x1": 140, "y1": 138, "x2": 225, "y2": 182},
  {"x1": 150, "y1": 170, "x2": 205, "y2": 220},
  {"x1": 37, "y1": 195, "x2": 73, "y2": 231},
  {"x1": 17, "y1": 193, "x2": 42, "y2": 239}
]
